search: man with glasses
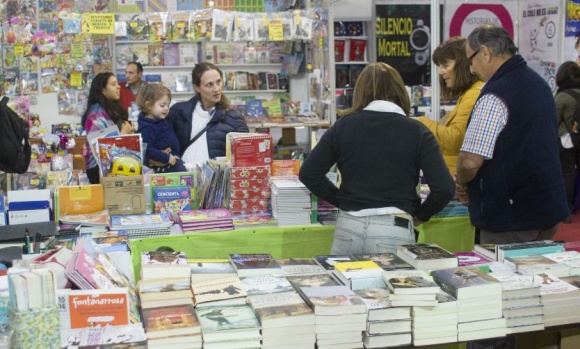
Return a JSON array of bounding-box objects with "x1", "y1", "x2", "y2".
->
[{"x1": 456, "y1": 24, "x2": 568, "y2": 244}]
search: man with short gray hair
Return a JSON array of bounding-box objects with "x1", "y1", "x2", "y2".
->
[{"x1": 456, "y1": 24, "x2": 568, "y2": 244}]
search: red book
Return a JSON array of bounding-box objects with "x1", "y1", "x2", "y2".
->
[{"x1": 349, "y1": 39, "x2": 366, "y2": 62}]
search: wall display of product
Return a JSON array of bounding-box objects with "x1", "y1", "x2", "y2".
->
[
  {"x1": 112, "y1": 6, "x2": 332, "y2": 132},
  {"x1": 333, "y1": 20, "x2": 369, "y2": 110}
]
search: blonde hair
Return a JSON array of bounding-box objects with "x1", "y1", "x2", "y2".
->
[
  {"x1": 136, "y1": 83, "x2": 172, "y2": 115},
  {"x1": 338, "y1": 62, "x2": 410, "y2": 117}
]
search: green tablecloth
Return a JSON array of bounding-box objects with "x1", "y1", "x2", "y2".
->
[
  {"x1": 417, "y1": 215, "x2": 475, "y2": 253},
  {"x1": 130, "y1": 224, "x2": 335, "y2": 282}
]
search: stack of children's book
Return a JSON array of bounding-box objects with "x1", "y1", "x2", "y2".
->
[
  {"x1": 109, "y1": 212, "x2": 173, "y2": 238},
  {"x1": 178, "y1": 209, "x2": 234, "y2": 233},
  {"x1": 270, "y1": 176, "x2": 312, "y2": 226}
]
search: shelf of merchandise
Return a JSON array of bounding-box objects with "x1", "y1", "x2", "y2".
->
[{"x1": 223, "y1": 89, "x2": 287, "y2": 94}]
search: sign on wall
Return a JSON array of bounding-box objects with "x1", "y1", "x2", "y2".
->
[
  {"x1": 444, "y1": 0, "x2": 517, "y2": 40},
  {"x1": 375, "y1": 4, "x2": 434, "y2": 86},
  {"x1": 565, "y1": 0, "x2": 580, "y2": 63},
  {"x1": 519, "y1": 0, "x2": 560, "y2": 92}
]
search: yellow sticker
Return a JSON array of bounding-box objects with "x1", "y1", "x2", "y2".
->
[
  {"x1": 268, "y1": 20, "x2": 283, "y2": 41},
  {"x1": 71, "y1": 72, "x2": 82, "y2": 87},
  {"x1": 13, "y1": 44, "x2": 24, "y2": 56}
]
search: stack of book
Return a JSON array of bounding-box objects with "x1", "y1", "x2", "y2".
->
[
  {"x1": 142, "y1": 304, "x2": 203, "y2": 349},
  {"x1": 332, "y1": 260, "x2": 386, "y2": 290},
  {"x1": 178, "y1": 209, "x2": 234, "y2": 233},
  {"x1": 196, "y1": 304, "x2": 262, "y2": 349},
  {"x1": 275, "y1": 257, "x2": 328, "y2": 276},
  {"x1": 489, "y1": 271, "x2": 544, "y2": 334},
  {"x1": 270, "y1": 176, "x2": 312, "y2": 226},
  {"x1": 242, "y1": 273, "x2": 315, "y2": 349},
  {"x1": 495, "y1": 240, "x2": 565, "y2": 263},
  {"x1": 138, "y1": 276, "x2": 193, "y2": 309},
  {"x1": 188, "y1": 257, "x2": 237, "y2": 283},
  {"x1": 542, "y1": 250, "x2": 580, "y2": 275},
  {"x1": 64, "y1": 237, "x2": 141, "y2": 324},
  {"x1": 533, "y1": 273, "x2": 580, "y2": 326},
  {"x1": 382, "y1": 270, "x2": 440, "y2": 308},
  {"x1": 353, "y1": 288, "x2": 412, "y2": 348},
  {"x1": 109, "y1": 212, "x2": 173, "y2": 239},
  {"x1": 140, "y1": 251, "x2": 191, "y2": 281},
  {"x1": 229, "y1": 253, "x2": 282, "y2": 277},
  {"x1": 432, "y1": 267, "x2": 505, "y2": 342},
  {"x1": 288, "y1": 273, "x2": 367, "y2": 349},
  {"x1": 396, "y1": 243, "x2": 458, "y2": 270},
  {"x1": 247, "y1": 291, "x2": 316, "y2": 349},
  {"x1": 411, "y1": 291, "x2": 458, "y2": 346},
  {"x1": 504, "y1": 254, "x2": 571, "y2": 277}
]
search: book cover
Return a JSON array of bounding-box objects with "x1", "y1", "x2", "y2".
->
[
  {"x1": 58, "y1": 288, "x2": 130, "y2": 329},
  {"x1": 276, "y1": 258, "x2": 327, "y2": 276},
  {"x1": 191, "y1": 276, "x2": 246, "y2": 305},
  {"x1": 488, "y1": 271, "x2": 539, "y2": 299},
  {"x1": 397, "y1": 243, "x2": 458, "y2": 270},
  {"x1": 349, "y1": 39, "x2": 367, "y2": 61},
  {"x1": 132, "y1": 43, "x2": 149, "y2": 66},
  {"x1": 455, "y1": 251, "x2": 494, "y2": 267},
  {"x1": 313, "y1": 255, "x2": 354, "y2": 270},
  {"x1": 431, "y1": 267, "x2": 502, "y2": 299},
  {"x1": 229, "y1": 253, "x2": 281, "y2": 276},
  {"x1": 138, "y1": 277, "x2": 191, "y2": 294},
  {"x1": 286, "y1": 273, "x2": 341, "y2": 288},
  {"x1": 196, "y1": 304, "x2": 260, "y2": 339},
  {"x1": 170, "y1": 11, "x2": 193, "y2": 41},
  {"x1": 232, "y1": 44, "x2": 245, "y2": 64},
  {"x1": 148, "y1": 44, "x2": 164, "y2": 66},
  {"x1": 335, "y1": 65, "x2": 350, "y2": 88},
  {"x1": 334, "y1": 40, "x2": 345, "y2": 62},
  {"x1": 353, "y1": 253, "x2": 414, "y2": 270},
  {"x1": 142, "y1": 304, "x2": 200, "y2": 339},
  {"x1": 179, "y1": 43, "x2": 198, "y2": 65},
  {"x1": 214, "y1": 43, "x2": 233, "y2": 65},
  {"x1": 333, "y1": 260, "x2": 383, "y2": 280},
  {"x1": 163, "y1": 43, "x2": 180, "y2": 66},
  {"x1": 140, "y1": 251, "x2": 190, "y2": 280},
  {"x1": 240, "y1": 275, "x2": 294, "y2": 296},
  {"x1": 382, "y1": 270, "x2": 440, "y2": 295},
  {"x1": 152, "y1": 186, "x2": 192, "y2": 221},
  {"x1": 299, "y1": 285, "x2": 367, "y2": 316},
  {"x1": 504, "y1": 254, "x2": 570, "y2": 277},
  {"x1": 247, "y1": 291, "x2": 314, "y2": 328},
  {"x1": 189, "y1": 258, "x2": 236, "y2": 275},
  {"x1": 148, "y1": 12, "x2": 170, "y2": 43}
]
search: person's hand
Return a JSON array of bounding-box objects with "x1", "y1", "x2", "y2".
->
[
  {"x1": 120, "y1": 120, "x2": 134, "y2": 134},
  {"x1": 148, "y1": 159, "x2": 168, "y2": 167},
  {"x1": 413, "y1": 217, "x2": 422, "y2": 227},
  {"x1": 456, "y1": 183, "x2": 469, "y2": 205},
  {"x1": 168, "y1": 155, "x2": 178, "y2": 165}
]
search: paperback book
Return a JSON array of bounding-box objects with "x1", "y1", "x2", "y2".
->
[
  {"x1": 396, "y1": 243, "x2": 458, "y2": 270},
  {"x1": 247, "y1": 291, "x2": 315, "y2": 328}
]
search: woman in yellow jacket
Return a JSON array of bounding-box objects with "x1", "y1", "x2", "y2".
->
[{"x1": 416, "y1": 37, "x2": 483, "y2": 175}]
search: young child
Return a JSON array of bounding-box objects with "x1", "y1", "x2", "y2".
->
[{"x1": 137, "y1": 83, "x2": 186, "y2": 173}]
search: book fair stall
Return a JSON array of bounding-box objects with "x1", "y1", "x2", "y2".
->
[{"x1": 1, "y1": 0, "x2": 580, "y2": 348}]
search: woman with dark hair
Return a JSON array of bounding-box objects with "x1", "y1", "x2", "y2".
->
[
  {"x1": 82, "y1": 72, "x2": 133, "y2": 184},
  {"x1": 166, "y1": 62, "x2": 248, "y2": 167},
  {"x1": 416, "y1": 37, "x2": 483, "y2": 175},
  {"x1": 298, "y1": 62, "x2": 454, "y2": 255},
  {"x1": 555, "y1": 61, "x2": 580, "y2": 218}
]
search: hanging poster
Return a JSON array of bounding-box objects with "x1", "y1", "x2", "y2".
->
[
  {"x1": 375, "y1": 4, "x2": 434, "y2": 86},
  {"x1": 444, "y1": 0, "x2": 517, "y2": 41},
  {"x1": 519, "y1": 0, "x2": 560, "y2": 92},
  {"x1": 565, "y1": 0, "x2": 580, "y2": 63}
]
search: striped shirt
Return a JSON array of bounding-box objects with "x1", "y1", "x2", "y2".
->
[{"x1": 460, "y1": 94, "x2": 508, "y2": 159}]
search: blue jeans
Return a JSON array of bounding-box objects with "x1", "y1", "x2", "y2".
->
[{"x1": 331, "y1": 210, "x2": 416, "y2": 255}]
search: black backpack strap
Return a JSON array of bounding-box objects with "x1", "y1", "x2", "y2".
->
[{"x1": 184, "y1": 123, "x2": 212, "y2": 153}]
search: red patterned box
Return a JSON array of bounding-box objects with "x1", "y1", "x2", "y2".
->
[
  {"x1": 230, "y1": 188, "x2": 271, "y2": 200},
  {"x1": 230, "y1": 178, "x2": 270, "y2": 191},
  {"x1": 228, "y1": 133, "x2": 273, "y2": 167},
  {"x1": 230, "y1": 165, "x2": 272, "y2": 179},
  {"x1": 230, "y1": 198, "x2": 269, "y2": 213}
]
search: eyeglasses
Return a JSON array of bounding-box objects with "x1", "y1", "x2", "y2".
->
[{"x1": 468, "y1": 49, "x2": 480, "y2": 65}]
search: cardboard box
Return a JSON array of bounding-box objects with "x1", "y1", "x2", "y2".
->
[
  {"x1": 230, "y1": 165, "x2": 271, "y2": 179},
  {"x1": 8, "y1": 208, "x2": 51, "y2": 225},
  {"x1": 227, "y1": 133, "x2": 273, "y2": 167},
  {"x1": 102, "y1": 175, "x2": 146, "y2": 215},
  {"x1": 230, "y1": 188, "x2": 271, "y2": 200},
  {"x1": 230, "y1": 178, "x2": 270, "y2": 191}
]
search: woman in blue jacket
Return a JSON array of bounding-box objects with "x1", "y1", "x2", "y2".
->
[{"x1": 166, "y1": 62, "x2": 249, "y2": 167}]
